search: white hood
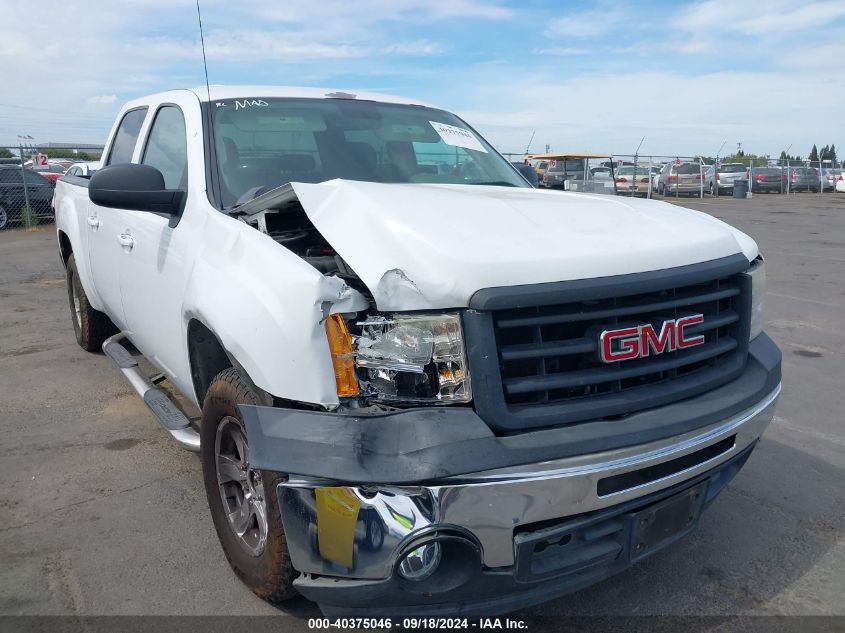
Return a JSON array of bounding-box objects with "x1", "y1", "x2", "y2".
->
[{"x1": 290, "y1": 180, "x2": 758, "y2": 311}]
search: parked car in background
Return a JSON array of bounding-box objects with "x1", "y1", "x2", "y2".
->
[
  {"x1": 652, "y1": 163, "x2": 669, "y2": 192},
  {"x1": 660, "y1": 162, "x2": 704, "y2": 196},
  {"x1": 511, "y1": 161, "x2": 538, "y2": 186},
  {"x1": 590, "y1": 166, "x2": 612, "y2": 179},
  {"x1": 789, "y1": 167, "x2": 820, "y2": 192},
  {"x1": 532, "y1": 160, "x2": 548, "y2": 182},
  {"x1": 705, "y1": 163, "x2": 746, "y2": 196},
  {"x1": 614, "y1": 165, "x2": 652, "y2": 197},
  {"x1": 64, "y1": 161, "x2": 101, "y2": 178},
  {"x1": 836, "y1": 175, "x2": 845, "y2": 192},
  {"x1": 749, "y1": 167, "x2": 784, "y2": 193},
  {"x1": 822, "y1": 169, "x2": 842, "y2": 192},
  {"x1": 542, "y1": 158, "x2": 587, "y2": 188},
  {"x1": 36, "y1": 162, "x2": 72, "y2": 183},
  {"x1": 0, "y1": 165, "x2": 55, "y2": 229}
]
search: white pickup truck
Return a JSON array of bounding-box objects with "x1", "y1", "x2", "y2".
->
[{"x1": 54, "y1": 86, "x2": 781, "y2": 616}]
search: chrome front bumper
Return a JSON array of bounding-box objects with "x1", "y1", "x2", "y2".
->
[{"x1": 278, "y1": 384, "x2": 780, "y2": 579}]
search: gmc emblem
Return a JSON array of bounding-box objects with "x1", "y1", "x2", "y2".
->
[{"x1": 599, "y1": 314, "x2": 705, "y2": 363}]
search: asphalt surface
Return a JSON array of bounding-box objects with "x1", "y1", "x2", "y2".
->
[{"x1": 0, "y1": 192, "x2": 843, "y2": 621}]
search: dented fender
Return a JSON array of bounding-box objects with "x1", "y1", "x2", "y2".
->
[{"x1": 180, "y1": 210, "x2": 367, "y2": 408}]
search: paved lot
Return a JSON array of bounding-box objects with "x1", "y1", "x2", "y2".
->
[{"x1": 0, "y1": 193, "x2": 843, "y2": 620}]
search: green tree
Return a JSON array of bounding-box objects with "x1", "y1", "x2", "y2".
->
[
  {"x1": 829, "y1": 144, "x2": 837, "y2": 163},
  {"x1": 808, "y1": 144, "x2": 819, "y2": 162},
  {"x1": 721, "y1": 151, "x2": 770, "y2": 167},
  {"x1": 41, "y1": 148, "x2": 94, "y2": 160},
  {"x1": 0, "y1": 148, "x2": 13, "y2": 158}
]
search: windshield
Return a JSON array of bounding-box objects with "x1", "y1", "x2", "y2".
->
[
  {"x1": 721, "y1": 164, "x2": 746, "y2": 173},
  {"x1": 210, "y1": 97, "x2": 526, "y2": 208}
]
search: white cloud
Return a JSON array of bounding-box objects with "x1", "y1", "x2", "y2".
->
[
  {"x1": 545, "y1": 7, "x2": 629, "y2": 39},
  {"x1": 86, "y1": 94, "x2": 118, "y2": 104},
  {"x1": 674, "y1": 0, "x2": 845, "y2": 35},
  {"x1": 383, "y1": 40, "x2": 446, "y2": 55},
  {"x1": 453, "y1": 68, "x2": 845, "y2": 158}
]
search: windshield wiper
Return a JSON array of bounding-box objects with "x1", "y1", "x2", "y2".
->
[{"x1": 469, "y1": 181, "x2": 518, "y2": 187}]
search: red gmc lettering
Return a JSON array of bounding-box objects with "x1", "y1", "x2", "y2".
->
[
  {"x1": 676, "y1": 314, "x2": 705, "y2": 348},
  {"x1": 599, "y1": 314, "x2": 705, "y2": 363},
  {"x1": 600, "y1": 326, "x2": 640, "y2": 362},
  {"x1": 640, "y1": 321, "x2": 675, "y2": 357}
]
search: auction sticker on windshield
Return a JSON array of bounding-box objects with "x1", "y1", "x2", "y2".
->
[{"x1": 429, "y1": 121, "x2": 487, "y2": 153}]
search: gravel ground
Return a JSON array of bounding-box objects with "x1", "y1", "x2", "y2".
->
[{"x1": 0, "y1": 192, "x2": 843, "y2": 622}]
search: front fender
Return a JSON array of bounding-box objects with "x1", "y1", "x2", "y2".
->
[{"x1": 182, "y1": 216, "x2": 368, "y2": 408}]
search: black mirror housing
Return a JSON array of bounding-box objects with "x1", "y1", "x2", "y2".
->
[{"x1": 89, "y1": 164, "x2": 186, "y2": 217}]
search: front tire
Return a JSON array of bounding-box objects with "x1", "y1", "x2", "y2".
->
[
  {"x1": 66, "y1": 254, "x2": 117, "y2": 351},
  {"x1": 0, "y1": 205, "x2": 8, "y2": 230},
  {"x1": 201, "y1": 368, "x2": 297, "y2": 605}
]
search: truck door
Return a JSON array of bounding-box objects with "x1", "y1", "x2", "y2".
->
[
  {"x1": 116, "y1": 102, "x2": 195, "y2": 387},
  {"x1": 87, "y1": 107, "x2": 148, "y2": 330}
]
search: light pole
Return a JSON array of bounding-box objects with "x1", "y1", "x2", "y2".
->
[
  {"x1": 782, "y1": 144, "x2": 792, "y2": 194},
  {"x1": 714, "y1": 141, "x2": 727, "y2": 197}
]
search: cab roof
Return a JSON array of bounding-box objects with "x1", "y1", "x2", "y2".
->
[{"x1": 185, "y1": 85, "x2": 434, "y2": 108}]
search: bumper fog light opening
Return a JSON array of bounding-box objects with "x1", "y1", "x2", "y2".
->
[{"x1": 397, "y1": 541, "x2": 442, "y2": 581}]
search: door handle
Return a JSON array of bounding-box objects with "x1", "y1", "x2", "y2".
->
[
  {"x1": 117, "y1": 233, "x2": 135, "y2": 249},
  {"x1": 87, "y1": 216, "x2": 100, "y2": 229}
]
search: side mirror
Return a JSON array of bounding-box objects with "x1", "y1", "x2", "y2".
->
[{"x1": 89, "y1": 164, "x2": 186, "y2": 217}]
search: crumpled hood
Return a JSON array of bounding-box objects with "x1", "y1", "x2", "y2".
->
[{"x1": 290, "y1": 180, "x2": 757, "y2": 311}]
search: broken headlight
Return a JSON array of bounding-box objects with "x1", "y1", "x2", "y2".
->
[{"x1": 355, "y1": 313, "x2": 471, "y2": 403}]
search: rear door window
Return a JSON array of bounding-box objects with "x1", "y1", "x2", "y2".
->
[
  {"x1": 677, "y1": 164, "x2": 701, "y2": 174},
  {"x1": 107, "y1": 107, "x2": 148, "y2": 166}
]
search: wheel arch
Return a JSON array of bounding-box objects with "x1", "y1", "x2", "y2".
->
[
  {"x1": 58, "y1": 229, "x2": 73, "y2": 268},
  {"x1": 186, "y1": 318, "x2": 273, "y2": 407}
]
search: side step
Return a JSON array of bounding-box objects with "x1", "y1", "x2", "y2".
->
[{"x1": 102, "y1": 333, "x2": 201, "y2": 452}]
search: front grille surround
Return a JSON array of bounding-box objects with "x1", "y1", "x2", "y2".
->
[{"x1": 463, "y1": 255, "x2": 752, "y2": 433}]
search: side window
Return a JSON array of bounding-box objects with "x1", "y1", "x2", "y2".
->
[
  {"x1": 142, "y1": 106, "x2": 188, "y2": 189},
  {"x1": 106, "y1": 107, "x2": 148, "y2": 166}
]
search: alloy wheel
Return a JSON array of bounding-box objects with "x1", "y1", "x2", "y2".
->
[{"x1": 215, "y1": 416, "x2": 268, "y2": 557}]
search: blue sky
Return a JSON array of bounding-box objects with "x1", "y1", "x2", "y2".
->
[{"x1": 2, "y1": 0, "x2": 844, "y2": 158}]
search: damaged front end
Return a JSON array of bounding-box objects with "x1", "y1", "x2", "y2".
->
[{"x1": 236, "y1": 182, "x2": 472, "y2": 410}]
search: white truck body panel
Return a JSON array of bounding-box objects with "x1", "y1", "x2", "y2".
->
[{"x1": 291, "y1": 179, "x2": 758, "y2": 311}]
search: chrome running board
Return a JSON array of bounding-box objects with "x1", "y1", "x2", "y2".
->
[{"x1": 102, "y1": 333, "x2": 200, "y2": 452}]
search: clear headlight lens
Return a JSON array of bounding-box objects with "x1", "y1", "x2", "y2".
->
[
  {"x1": 355, "y1": 313, "x2": 471, "y2": 403},
  {"x1": 747, "y1": 256, "x2": 766, "y2": 340}
]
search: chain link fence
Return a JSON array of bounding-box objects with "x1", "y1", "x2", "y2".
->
[
  {"x1": 0, "y1": 145, "x2": 102, "y2": 230},
  {"x1": 604, "y1": 154, "x2": 844, "y2": 199},
  {"x1": 608, "y1": 155, "x2": 707, "y2": 200}
]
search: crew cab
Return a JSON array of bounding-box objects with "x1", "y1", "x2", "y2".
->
[{"x1": 53, "y1": 86, "x2": 781, "y2": 617}]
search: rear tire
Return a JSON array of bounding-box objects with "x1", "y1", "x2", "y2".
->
[
  {"x1": 0, "y1": 205, "x2": 8, "y2": 230},
  {"x1": 201, "y1": 368, "x2": 297, "y2": 605},
  {"x1": 66, "y1": 254, "x2": 117, "y2": 352}
]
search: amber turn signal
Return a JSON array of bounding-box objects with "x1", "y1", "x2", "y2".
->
[{"x1": 325, "y1": 314, "x2": 358, "y2": 397}]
